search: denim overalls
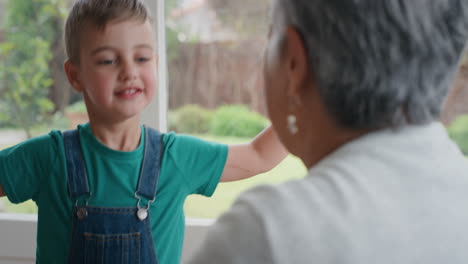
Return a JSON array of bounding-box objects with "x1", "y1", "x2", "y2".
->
[{"x1": 63, "y1": 126, "x2": 162, "y2": 264}]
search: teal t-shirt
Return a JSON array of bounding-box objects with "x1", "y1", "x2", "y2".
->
[{"x1": 0, "y1": 123, "x2": 228, "y2": 264}]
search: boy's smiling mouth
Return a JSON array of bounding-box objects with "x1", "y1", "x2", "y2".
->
[{"x1": 115, "y1": 87, "x2": 143, "y2": 99}]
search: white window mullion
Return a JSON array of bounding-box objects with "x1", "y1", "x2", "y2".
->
[
  {"x1": 156, "y1": 0, "x2": 168, "y2": 133},
  {"x1": 142, "y1": 0, "x2": 168, "y2": 132}
]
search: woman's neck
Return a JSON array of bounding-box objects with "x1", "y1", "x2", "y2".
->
[
  {"x1": 294, "y1": 101, "x2": 368, "y2": 169},
  {"x1": 300, "y1": 127, "x2": 366, "y2": 169}
]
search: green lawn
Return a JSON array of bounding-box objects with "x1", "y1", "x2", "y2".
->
[
  {"x1": 0, "y1": 134, "x2": 307, "y2": 219},
  {"x1": 184, "y1": 155, "x2": 305, "y2": 218}
]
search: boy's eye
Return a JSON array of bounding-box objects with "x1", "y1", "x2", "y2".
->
[
  {"x1": 136, "y1": 57, "x2": 150, "y2": 63},
  {"x1": 97, "y1": 59, "x2": 115, "y2": 65}
]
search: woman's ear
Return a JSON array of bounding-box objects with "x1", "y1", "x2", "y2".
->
[
  {"x1": 64, "y1": 60, "x2": 83, "y2": 92},
  {"x1": 285, "y1": 26, "x2": 310, "y2": 97}
]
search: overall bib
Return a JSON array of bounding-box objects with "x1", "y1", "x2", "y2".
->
[{"x1": 63, "y1": 126, "x2": 162, "y2": 264}]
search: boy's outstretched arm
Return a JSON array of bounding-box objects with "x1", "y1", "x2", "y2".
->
[
  {"x1": 220, "y1": 126, "x2": 288, "y2": 182},
  {"x1": 0, "y1": 184, "x2": 5, "y2": 197}
]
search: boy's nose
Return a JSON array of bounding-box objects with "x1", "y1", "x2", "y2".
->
[{"x1": 119, "y1": 61, "x2": 138, "y2": 82}]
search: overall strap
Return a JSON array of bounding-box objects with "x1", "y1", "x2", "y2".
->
[
  {"x1": 63, "y1": 129, "x2": 90, "y2": 200},
  {"x1": 135, "y1": 126, "x2": 163, "y2": 201}
]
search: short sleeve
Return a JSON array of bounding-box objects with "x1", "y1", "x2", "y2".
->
[
  {"x1": 0, "y1": 132, "x2": 60, "y2": 203},
  {"x1": 162, "y1": 133, "x2": 228, "y2": 196}
]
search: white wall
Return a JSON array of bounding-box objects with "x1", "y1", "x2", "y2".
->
[{"x1": 0, "y1": 214, "x2": 37, "y2": 264}]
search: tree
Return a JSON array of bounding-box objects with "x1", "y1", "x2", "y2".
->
[
  {"x1": 48, "y1": 0, "x2": 72, "y2": 113},
  {"x1": 0, "y1": 0, "x2": 67, "y2": 137}
]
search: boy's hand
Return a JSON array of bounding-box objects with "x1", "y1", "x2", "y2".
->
[
  {"x1": 220, "y1": 126, "x2": 288, "y2": 182},
  {"x1": 0, "y1": 184, "x2": 5, "y2": 197}
]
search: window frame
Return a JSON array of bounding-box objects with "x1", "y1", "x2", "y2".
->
[
  {"x1": 142, "y1": 0, "x2": 168, "y2": 131},
  {"x1": 0, "y1": 1, "x2": 213, "y2": 263}
]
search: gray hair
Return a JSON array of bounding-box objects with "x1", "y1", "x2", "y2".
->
[{"x1": 273, "y1": 0, "x2": 468, "y2": 129}]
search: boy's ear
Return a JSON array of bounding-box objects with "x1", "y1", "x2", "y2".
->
[{"x1": 64, "y1": 60, "x2": 83, "y2": 92}]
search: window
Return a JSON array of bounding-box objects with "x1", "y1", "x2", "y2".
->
[
  {"x1": 0, "y1": 0, "x2": 71, "y2": 215},
  {"x1": 0, "y1": 0, "x2": 467, "y2": 221},
  {"x1": 165, "y1": 0, "x2": 306, "y2": 219},
  {"x1": 0, "y1": 0, "x2": 305, "y2": 219}
]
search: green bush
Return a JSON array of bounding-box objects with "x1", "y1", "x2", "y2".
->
[
  {"x1": 210, "y1": 105, "x2": 268, "y2": 137},
  {"x1": 169, "y1": 104, "x2": 213, "y2": 133},
  {"x1": 168, "y1": 110, "x2": 179, "y2": 132},
  {"x1": 447, "y1": 115, "x2": 468, "y2": 154}
]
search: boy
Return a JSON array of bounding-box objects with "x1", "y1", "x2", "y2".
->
[{"x1": 0, "y1": 0, "x2": 287, "y2": 263}]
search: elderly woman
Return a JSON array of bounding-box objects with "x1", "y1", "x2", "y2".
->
[{"x1": 190, "y1": 0, "x2": 468, "y2": 263}]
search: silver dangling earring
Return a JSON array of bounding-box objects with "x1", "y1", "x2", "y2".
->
[
  {"x1": 287, "y1": 94, "x2": 301, "y2": 135},
  {"x1": 287, "y1": 114, "x2": 298, "y2": 134}
]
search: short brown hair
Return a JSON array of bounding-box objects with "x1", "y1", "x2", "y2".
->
[{"x1": 65, "y1": 0, "x2": 152, "y2": 64}]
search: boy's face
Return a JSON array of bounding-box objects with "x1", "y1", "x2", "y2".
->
[{"x1": 67, "y1": 19, "x2": 157, "y2": 123}]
